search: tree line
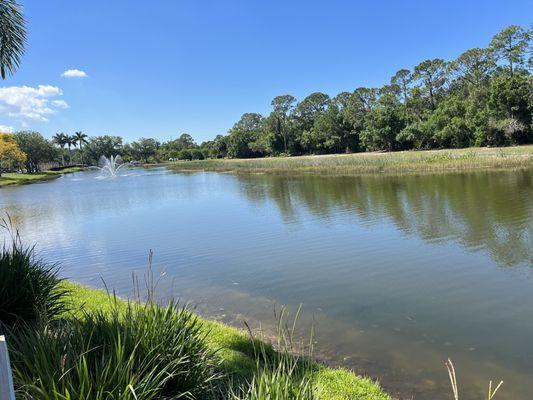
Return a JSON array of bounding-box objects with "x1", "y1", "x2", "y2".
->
[
  {"x1": 1, "y1": 25, "x2": 531, "y2": 174},
  {"x1": 0, "y1": 131, "x2": 211, "y2": 174},
  {"x1": 217, "y1": 25, "x2": 532, "y2": 158}
]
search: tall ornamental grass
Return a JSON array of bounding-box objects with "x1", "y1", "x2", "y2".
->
[
  {"x1": 10, "y1": 297, "x2": 219, "y2": 399},
  {"x1": 0, "y1": 219, "x2": 66, "y2": 330}
]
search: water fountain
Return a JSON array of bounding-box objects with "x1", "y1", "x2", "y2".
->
[{"x1": 91, "y1": 155, "x2": 130, "y2": 178}]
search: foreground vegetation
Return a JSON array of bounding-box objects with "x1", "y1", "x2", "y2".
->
[
  {"x1": 0, "y1": 224, "x2": 507, "y2": 399},
  {"x1": 0, "y1": 167, "x2": 84, "y2": 187},
  {"x1": 0, "y1": 229, "x2": 391, "y2": 400},
  {"x1": 60, "y1": 282, "x2": 391, "y2": 400},
  {"x1": 166, "y1": 146, "x2": 533, "y2": 175}
]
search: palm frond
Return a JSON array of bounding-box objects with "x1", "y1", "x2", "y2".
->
[{"x1": 0, "y1": 0, "x2": 26, "y2": 79}]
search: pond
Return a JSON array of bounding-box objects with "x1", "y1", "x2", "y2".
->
[{"x1": 1, "y1": 167, "x2": 532, "y2": 399}]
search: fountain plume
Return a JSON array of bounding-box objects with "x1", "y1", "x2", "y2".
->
[{"x1": 91, "y1": 155, "x2": 130, "y2": 178}]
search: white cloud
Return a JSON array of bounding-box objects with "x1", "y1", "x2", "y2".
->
[
  {"x1": 61, "y1": 69, "x2": 88, "y2": 78},
  {"x1": 0, "y1": 84, "x2": 68, "y2": 123},
  {"x1": 0, "y1": 124, "x2": 14, "y2": 133},
  {"x1": 52, "y1": 99, "x2": 69, "y2": 109}
]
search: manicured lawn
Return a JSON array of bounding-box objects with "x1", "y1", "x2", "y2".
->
[{"x1": 63, "y1": 281, "x2": 392, "y2": 400}]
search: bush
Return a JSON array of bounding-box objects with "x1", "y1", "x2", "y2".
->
[
  {"x1": 0, "y1": 224, "x2": 66, "y2": 330},
  {"x1": 10, "y1": 297, "x2": 219, "y2": 399},
  {"x1": 178, "y1": 149, "x2": 192, "y2": 160},
  {"x1": 190, "y1": 148, "x2": 205, "y2": 160}
]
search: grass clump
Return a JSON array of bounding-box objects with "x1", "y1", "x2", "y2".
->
[
  {"x1": 229, "y1": 308, "x2": 315, "y2": 400},
  {"x1": 230, "y1": 357, "x2": 314, "y2": 400},
  {"x1": 10, "y1": 297, "x2": 219, "y2": 400},
  {"x1": 0, "y1": 220, "x2": 66, "y2": 330}
]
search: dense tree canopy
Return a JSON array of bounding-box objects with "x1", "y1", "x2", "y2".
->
[
  {"x1": 0, "y1": 132, "x2": 25, "y2": 175},
  {"x1": 15, "y1": 131, "x2": 58, "y2": 172},
  {"x1": 84, "y1": 135, "x2": 124, "y2": 164},
  {"x1": 196, "y1": 25, "x2": 532, "y2": 157}
]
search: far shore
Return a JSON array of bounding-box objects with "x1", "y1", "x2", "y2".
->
[
  {"x1": 0, "y1": 166, "x2": 85, "y2": 188},
  {"x1": 3, "y1": 146, "x2": 532, "y2": 190},
  {"x1": 164, "y1": 145, "x2": 533, "y2": 176}
]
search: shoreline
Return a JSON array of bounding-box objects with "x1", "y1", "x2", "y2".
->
[
  {"x1": 63, "y1": 281, "x2": 393, "y2": 400},
  {"x1": 0, "y1": 167, "x2": 85, "y2": 188},
  {"x1": 164, "y1": 146, "x2": 533, "y2": 176}
]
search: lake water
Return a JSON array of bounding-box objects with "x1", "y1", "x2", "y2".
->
[{"x1": 1, "y1": 167, "x2": 532, "y2": 399}]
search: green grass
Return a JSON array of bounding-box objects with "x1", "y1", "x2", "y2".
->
[
  {"x1": 61, "y1": 281, "x2": 391, "y2": 400},
  {"x1": 166, "y1": 146, "x2": 533, "y2": 176},
  {"x1": 0, "y1": 167, "x2": 85, "y2": 187}
]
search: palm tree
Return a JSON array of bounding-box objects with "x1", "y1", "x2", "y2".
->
[
  {"x1": 74, "y1": 131, "x2": 88, "y2": 164},
  {"x1": 52, "y1": 132, "x2": 67, "y2": 165},
  {"x1": 0, "y1": 0, "x2": 27, "y2": 79},
  {"x1": 66, "y1": 135, "x2": 76, "y2": 164}
]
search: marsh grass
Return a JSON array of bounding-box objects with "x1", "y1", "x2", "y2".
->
[
  {"x1": 166, "y1": 146, "x2": 533, "y2": 176},
  {"x1": 0, "y1": 217, "x2": 67, "y2": 330}
]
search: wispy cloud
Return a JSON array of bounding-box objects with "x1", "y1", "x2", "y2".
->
[
  {"x1": 52, "y1": 99, "x2": 69, "y2": 109},
  {"x1": 61, "y1": 69, "x2": 88, "y2": 78},
  {"x1": 0, "y1": 85, "x2": 68, "y2": 123},
  {"x1": 0, "y1": 124, "x2": 14, "y2": 133}
]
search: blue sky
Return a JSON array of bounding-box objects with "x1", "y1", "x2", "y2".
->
[{"x1": 1, "y1": 0, "x2": 531, "y2": 143}]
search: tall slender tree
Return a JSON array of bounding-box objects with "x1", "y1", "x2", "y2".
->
[
  {"x1": 52, "y1": 132, "x2": 67, "y2": 165},
  {"x1": 74, "y1": 131, "x2": 88, "y2": 164},
  {"x1": 66, "y1": 135, "x2": 76, "y2": 164},
  {"x1": 270, "y1": 95, "x2": 296, "y2": 154},
  {"x1": 413, "y1": 59, "x2": 449, "y2": 111},
  {"x1": 490, "y1": 25, "x2": 529, "y2": 76}
]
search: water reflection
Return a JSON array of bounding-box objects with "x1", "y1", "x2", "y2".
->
[
  {"x1": 1, "y1": 168, "x2": 532, "y2": 400},
  {"x1": 235, "y1": 171, "x2": 532, "y2": 267}
]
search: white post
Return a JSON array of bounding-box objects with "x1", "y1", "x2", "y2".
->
[{"x1": 0, "y1": 335, "x2": 15, "y2": 400}]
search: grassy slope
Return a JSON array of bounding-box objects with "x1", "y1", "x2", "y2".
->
[
  {"x1": 63, "y1": 281, "x2": 391, "y2": 400},
  {"x1": 167, "y1": 146, "x2": 533, "y2": 175},
  {"x1": 0, "y1": 167, "x2": 84, "y2": 187}
]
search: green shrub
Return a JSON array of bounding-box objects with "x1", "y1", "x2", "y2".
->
[
  {"x1": 178, "y1": 149, "x2": 193, "y2": 160},
  {"x1": 0, "y1": 225, "x2": 66, "y2": 330},
  {"x1": 190, "y1": 148, "x2": 205, "y2": 160},
  {"x1": 10, "y1": 297, "x2": 219, "y2": 399}
]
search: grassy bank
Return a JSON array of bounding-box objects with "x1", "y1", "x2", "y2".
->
[
  {"x1": 166, "y1": 146, "x2": 533, "y2": 175},
  {"x1": 63, "y1": 281, "x2": 391, "y2": 400},
  {"x1": 0, "y1": 167, "x2": 85, "y2": 188}
]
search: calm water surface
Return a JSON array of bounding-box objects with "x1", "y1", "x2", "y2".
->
[{"x1": 1, "y1": 168, "x2": 532, "y2": 399}]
